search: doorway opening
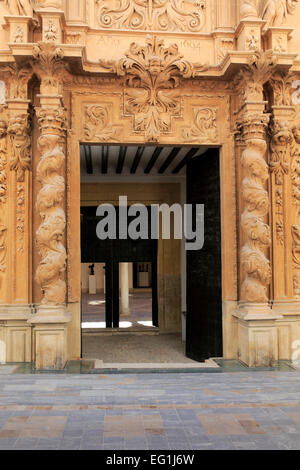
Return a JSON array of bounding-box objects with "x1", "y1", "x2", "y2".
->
[
  {"x1": 79, "y1": 144, "x2": 222, "y2": 365},
  {"x1": 80, "y1": 205, "x2": 158, "y2": 331}
]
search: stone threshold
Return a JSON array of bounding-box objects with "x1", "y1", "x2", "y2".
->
[
  {"x1": 0, "y1": 359, "x2": 297, "y2": 374},
  {"x1": 91, "y1": 358, "x2": 219, "y2": 369}
]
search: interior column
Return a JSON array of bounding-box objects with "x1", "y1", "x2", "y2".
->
[{"x1": 120, "y1": 262, "x2": 130, "y2": 317}]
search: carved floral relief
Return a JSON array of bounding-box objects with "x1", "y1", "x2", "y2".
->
[
  {"x1": 96, "y1": 0, "x2": 206, "y2": 32},
  {"x1": 99, "y1": 35, "x2": 208, "y2": 142},
  {"x1": 7, "y1": 113, "x2": 31, "y2": 183}
]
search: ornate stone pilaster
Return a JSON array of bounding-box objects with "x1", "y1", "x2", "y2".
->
[
  {"x1": 233, "y1": 51, "x2": 282, "y2": 367},
  {"x1": 0, "y1": 63, "x2": 33, "y2": 308},
  {"x1": 269, "y1": 73, "x2": 296, "y2": 303},
  {"x1": 28, "y1": 42, "x2": 71, "y2": 370},
  {"x1": 266, "y1": 71, "x2": 300, "y2": 324},
  {"x1": 0, "y1": 67, "x2": 33, "y2": 364},
  {"x1": 0, "y1": 100, "x2": 8, "y2": 306},
  {"x1": 7, "y1": 100, "x2": 32, "y2": 305}
]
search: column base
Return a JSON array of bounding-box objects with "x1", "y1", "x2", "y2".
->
[
  {"x1": 28, "y1": 306, "x2": 72, "y2": 370},
  {"x1": 234, "y1": 303, "x2": 282, "y2": 367},
  {"x1": 0, "y1": 305, "x2": 34, "y2": 363}
]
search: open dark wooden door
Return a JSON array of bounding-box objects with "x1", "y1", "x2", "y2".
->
[{"x1": 186, "y1": 148, "x2": 222, "y2": 362}]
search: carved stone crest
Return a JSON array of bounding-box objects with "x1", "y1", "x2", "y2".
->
[{"x1": 99, "y1": 35, "x2": 208, "y2": 142}]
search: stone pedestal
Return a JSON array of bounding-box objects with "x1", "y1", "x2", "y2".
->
[
  {"x1": 234, "y1": 303, "x2": 282, "y2": 367},
  {"x1": 4, "y1": 16, "x2": 34, "y2": 44},
  {"x1": 263, "y1": 27, "x2": 293, "y2": 54},
  {"x1": 0, "y1": 305, "x2": 33, "y2": 363},
  {"x1": 236, "y1": 19, "x2": 266, "y2": 51},
  {"x1": 35, "y1": 9, "x2": 65, "y2": 45},
  {"x1": 28, "y1": 306, "x2": 71, "y2": 370}
]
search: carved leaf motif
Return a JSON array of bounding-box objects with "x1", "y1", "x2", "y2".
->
[
  {"x1": 0, "y1": 65, "x2": 32, "y2": 100},
  {"x1": 270, "y1": 119, "x2": 293, "y2": 185},
  {"x1": 96, "y1": 0, "x2": 206, "y2": 32},
  {"x1": 234, "y1": 50, "x2": 277, "y2": 102},
  {"x1": 183, "y1": 107, "x2": 218, "y2": 143},
  {"x1": 270, "y1": 72, "x2": 297, "y2": 107},
  {"x1": 84, "y1": 105, "x2": 121, "y2": 142},
  {"x1": 8, "y1": 113, "x2": 31, "y2": 183},
  {"x1": 32, "y1": 43, "x2": 66, "y2": 94},
  {"x1": 100, "y1": 35, "x2": 208, "y2": 141}
]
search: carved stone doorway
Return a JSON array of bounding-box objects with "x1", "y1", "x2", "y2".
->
[{"x1": 78, "y1": 143, "x2": 223, "y2": 365}]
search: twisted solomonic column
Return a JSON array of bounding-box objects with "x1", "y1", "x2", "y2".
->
[
  {"x1": 239, "y1": 114, "x2": 272, "y2": 303},
  {"x1": 35, "y1": 106, "x2": 67, "y2": 306}
]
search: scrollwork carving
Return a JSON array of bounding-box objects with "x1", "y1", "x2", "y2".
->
[
  {"x1": 183, "y1": 107, "x2": 218, "y2": 143},
  {"x1": 96, "y1": 0, "x2": 206, "y2": 32},
  {"x1": 84, "y1": 105, "x2": 121, "y2": 142},
  {"x1": 99, "y1": 35, "x2": 208, "y2": 142}
]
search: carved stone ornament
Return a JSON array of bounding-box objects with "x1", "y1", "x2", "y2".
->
[
  {"x1": 35, "y1": 106, "x2": 67, "y2": 306},
  {"x1": 99, "y1": 35, "x2": 208, "y2": 142},
  {"x1": 183, "y1": 107, "x2": 218, "y2": 143},
  {"x1": 292, "y1": 123, "x2": 300, "y2": 204},
  {"x1": 96, "y1": 0, "x2": 206, "y2": 32},
  {"x1": 234, "y1": 50, "x2": 277, "y2": 103},
  {"x1": 241, "y1": 1, "x2": 258, "y2": 19},
  {"x1": 5, "y1": 0, "x2": 34, "y2": 16},
  {"x1": 258, "y1": 0, "x2": 299, "y2": 29},
  {"x1": 0, "y1": 119, "x2": 7, "y2": 205},
  {"x1": 0, "y1": 118, "x2": 7, "y2": 272},
  {"x1": 237, "y1": 113, "x2": 272, "y2": 303},
  {"x1": 84, "y1": 105, "x2": 121, "y2": 142},
  {"x1": 32, "y1": 43, "x2": 65, "y2": 95},
  {"x1": 270, "y1": 119, "x2": 293, "y2": 186},
  {"x1": 13, "y1": 26, "x2": 24, "y2": 44},
  {"x1": 44, "y1": 20, "x2": 58, "y2": 43},
  {"x1": 0, "y1": 65, "x2": 32, "y2": 101},
  {"x1": 293, "y1": 271, "x2": 300, "y2": 298},
  {"x1": 8, "y1": 113, "x2": 31, "y2": 183},
  {"x1": 270, "y1": 72, "x2": 297, "y2": 107}
]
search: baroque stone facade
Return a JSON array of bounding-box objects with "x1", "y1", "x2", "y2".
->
[{"x1": 0, "y1": 0, "x2": 300, "y2": 369}]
